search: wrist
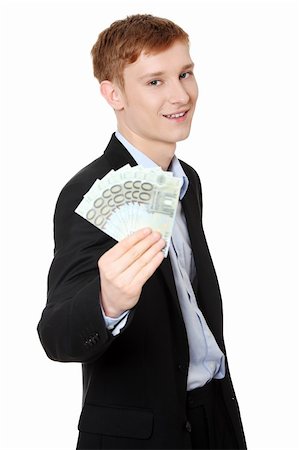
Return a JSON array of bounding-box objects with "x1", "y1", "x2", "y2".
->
[{"x1": 100, "y1": 297, "x2": 126, "y2": 318}]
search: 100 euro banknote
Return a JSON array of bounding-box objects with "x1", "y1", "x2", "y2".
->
[{"x1": 75, "y1": 165, "x2": 182, "y2": 256}]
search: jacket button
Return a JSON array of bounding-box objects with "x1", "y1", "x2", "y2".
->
[
  {"x1": 84, "y1": 332, "x2": 100, "y2": 347},
  {"x1": 185, "y1": 421, "x2": 192, "y2": 433}
]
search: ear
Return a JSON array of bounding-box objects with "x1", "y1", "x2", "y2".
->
[{"x1": 100, "y1": 80, "x2": 125, "y2": 111}]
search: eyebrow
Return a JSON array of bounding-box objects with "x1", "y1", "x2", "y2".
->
[{"x1": 138, "y1": 63, "x2": 194, "y2": 81}]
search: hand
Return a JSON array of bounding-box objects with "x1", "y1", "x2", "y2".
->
[{"x1": 98, "y1": 228, "x2": 165, "y2": 317}]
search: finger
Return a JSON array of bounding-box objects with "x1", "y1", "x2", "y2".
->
[
  {"x1": 114, "y1": 231, "x2": 163, "y2": 274},
  {"x1": 105, "y1": 228, "x2": 152, "y2": 261},
  {"x1": 130, "y1": 248, "x2": 165, "y2": 287},
  {"x1": 118, "y1": 237, "x2": 165, "y2": 285}
]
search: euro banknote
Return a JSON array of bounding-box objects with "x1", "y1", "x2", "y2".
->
[{"x1": 75, "y1": 165, "x2": 182, "y2": 256}]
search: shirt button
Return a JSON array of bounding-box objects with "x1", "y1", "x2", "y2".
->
[{"x1": 185, "y1": 421, "x2": 192, "y2": 433}]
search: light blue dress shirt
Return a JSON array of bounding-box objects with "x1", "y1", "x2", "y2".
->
[{"x1": 102, "y1": 131, "x2": 225, "y2": 389}]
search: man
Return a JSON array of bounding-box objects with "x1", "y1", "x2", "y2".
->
[{"x1": 37, "y1": 14, "x2": 247, "y2": 450}]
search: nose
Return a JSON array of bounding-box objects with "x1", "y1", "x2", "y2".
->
[{"x1": 167, "y1": 79, "x2": 190, "y2": 105}]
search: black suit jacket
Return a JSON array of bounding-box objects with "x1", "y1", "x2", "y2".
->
[{"x1": 37, "y1": 134, "x2": 246, "y2": 449}]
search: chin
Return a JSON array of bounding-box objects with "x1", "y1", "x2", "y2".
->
[{"x1": 174, "y1": 129, "x2": 191, "y2": 143}]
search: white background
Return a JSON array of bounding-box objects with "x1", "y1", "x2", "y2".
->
[{"x1": 1, "y1": 0, "x2": 298, "y2": 449}]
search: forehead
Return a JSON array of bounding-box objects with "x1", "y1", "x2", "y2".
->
[{"x1": 123, "y1": 41, "x2": 193, "y2": 79}]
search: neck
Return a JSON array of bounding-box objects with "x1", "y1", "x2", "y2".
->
[{"x1": 117, "y1": 125, "x2": 176, "y2": 170}]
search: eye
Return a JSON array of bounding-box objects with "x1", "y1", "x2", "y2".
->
[
  {"x1": 179, "y1": 71, "x2": 192, "y2": 79},
  {"x1": 148, "y1": 80, "x2": 162, "y2": 86}
]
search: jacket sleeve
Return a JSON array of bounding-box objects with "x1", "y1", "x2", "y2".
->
[{"x1": 37, "y1": 179, "x2": 133, "y2": 363}]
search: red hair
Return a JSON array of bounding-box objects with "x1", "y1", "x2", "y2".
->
[{"x1": 91, "y1": 14, "x2": 189, "y2": 88}]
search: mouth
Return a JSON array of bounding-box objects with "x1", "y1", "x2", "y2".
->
[{"x1": 162, "y1": 110, "x2": 189, "y2": 121}]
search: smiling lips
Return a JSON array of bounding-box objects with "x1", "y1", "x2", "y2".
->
[{"x1": 163, "y1": 110, "x2": 189, "y2": 120}]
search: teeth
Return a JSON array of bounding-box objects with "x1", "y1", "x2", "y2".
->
[{"x1": 165, "y1": 112, "x2": 185, "y2": 118}]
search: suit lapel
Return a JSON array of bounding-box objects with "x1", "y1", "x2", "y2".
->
[
  {"x1": 181, "y1": 177, "x2": 203, "y2": 301},
  {"x1": 182, "y1": 171, "x2": 225, "y2": 348},
  {"x1": 158, "y1": 255, "x2": 182, "y2": 311},
  {"x1": 103, "y1": 133, "x2": 138, "y2": 169}
]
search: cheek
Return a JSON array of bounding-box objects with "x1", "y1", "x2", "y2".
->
[
  {"x1": 189, "y1": 78, "x2": 199, "y2": 101},
  {"x1": 134, "y1": 99, "x2": 161, "y2": 119},
  {"x1": 125, "y1": 89, "x2": 164, "y2": 121},
  {"x1": 191, "y1": 84, "x2": 199, "y2": 102}
]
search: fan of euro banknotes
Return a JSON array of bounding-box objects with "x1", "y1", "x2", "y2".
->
[{"x1": 75, "y1": 164, "x2": 182, "y2": 257}]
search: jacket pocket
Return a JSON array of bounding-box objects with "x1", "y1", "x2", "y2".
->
[{"x1": 78, "y1": 403, "x2": 154, "y2": 440}]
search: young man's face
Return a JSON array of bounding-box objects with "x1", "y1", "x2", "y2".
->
[{"x1": 117, "y1": 40, "x2": 198, "y2": 155}]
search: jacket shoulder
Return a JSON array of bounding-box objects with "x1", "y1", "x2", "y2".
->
[
  {"x1": 59, "y1": 154, "x2": 110, "y2": 204},
  {"x1": 53, "y1": 153, "x2": 111, "y2": 250}
]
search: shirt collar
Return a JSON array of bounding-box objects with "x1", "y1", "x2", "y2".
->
[{"x1": 115, "y1": 130, "x2": 189, "y2": 200}]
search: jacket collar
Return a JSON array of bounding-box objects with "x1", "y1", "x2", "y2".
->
[{"x1": 103, "y1": 133, "x2": 138, "y2": 170}]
